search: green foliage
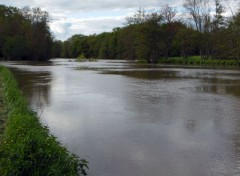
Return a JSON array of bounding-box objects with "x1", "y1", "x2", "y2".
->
[
  {"x1": 2, "y1": 36, "x2": 27, "y2": 60},
  {"x1": 59, "y1": 7, "x2": 240, "y2": 65},
  {"x1": 0, "y1": 66, "x2": 88, "y2": 175},
  {"x1": 158, "y1": 56, "x2": 239, "y2": 66},
  {"x1": 77, "y1": 53, "x2": 86, "y2": 62},
  {"x1": 0, "y1": 5, "x2": 54, "y2": 61},
  {"x1": 51, "y1": 40, "x2": 63, "y2": 58},
  {"x1": 2, "y1": 4, "x2": 240, "y2": 63}
]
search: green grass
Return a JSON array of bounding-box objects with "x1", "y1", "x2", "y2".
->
[
  {"x1": 136, "y1": 60, "x2": 148, "y2": 64},
  {"x1": 158, "y1": 56, "x2": 240, "y2": 66},
  {"x1": 0, "y1": 77, "x2": 7, "y2": 141},
  {"x1": 0, "y1": 66, "x2": 88, "y2": 176}
]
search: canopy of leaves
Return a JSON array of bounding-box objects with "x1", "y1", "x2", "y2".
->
[{"x1": 0, "y1": 5, "x2": 54, "y2": 61}]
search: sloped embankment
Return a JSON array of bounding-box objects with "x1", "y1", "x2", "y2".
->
[{"x1": 0, "y1": 66, "x2": 88, "y2": 175}]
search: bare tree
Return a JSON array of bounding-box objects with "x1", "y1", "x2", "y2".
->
[
  {"x1": 183, "y1": 0, "x2": 212, "y2": 60},
  {"x1": 125, "y1": 8, "x2": 146, "y2": 25},
  {"x1": 21, "y1": 6, "x2": 50, "y2": 24},
  {"x1": 212, "y1": 0, "x2": 225, "y2": 30},
  {"x1": 125, "y1": 8, "x2": 162, "y2": 25},
  {"x1": 161, "y1": 4, "x2": 177, "y2": 23},
  {"x1": 183, "y1": 0, "x2": 211, "y2": 32}
]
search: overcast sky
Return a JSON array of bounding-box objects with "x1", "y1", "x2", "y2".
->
[
  {"x1": 1, "y1": 0, "x2": 239, "y2": 40},
  {"x1": 1, "y1": 0, "x2": 184, "y2": 40}
]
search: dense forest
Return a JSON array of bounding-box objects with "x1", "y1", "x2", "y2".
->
[
  {"x1": 0, "y1": 5, "x2": 52, "y2": 61},
  {"x1": 1, "y1": 0, "x2": 240, "y2": 63}
]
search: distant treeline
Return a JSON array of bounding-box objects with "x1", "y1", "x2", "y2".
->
[
  {"x1": 1, "y1": 1, "x2": 240, "y2": 64},
  {"x1": 56, "y1": 1, "x2": 240, "y2": 64},
  {"x1": 0, "y1": 5, "x2": 53, "y2": 61}
]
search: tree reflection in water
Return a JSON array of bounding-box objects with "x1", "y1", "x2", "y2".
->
[{"x1": 10, "y1": 68, "x2": 51, "y2": 112}]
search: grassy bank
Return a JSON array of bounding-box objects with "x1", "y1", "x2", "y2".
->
[
  {"x1": 0, "y1": 66, "x2": 88, "y2": 175},
  {"x1": 0, "y1": 75, "x2": 7, "y2": 141},
  {"x1": 157, "y1": 56, "x2": 240, "y2": 66}
]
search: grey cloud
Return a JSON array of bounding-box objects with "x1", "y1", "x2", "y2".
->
[
  {"x1": 1, "y1": 0, "x2": 183, "y2": 41},
  {"x1": 2, "y1": 0, "x2": 181, "y2": 12},
  {"x1": 0, "y1": 0, "x2": 35, "y2": 8},
  {"x1": 5, "y1": 0, "x2": 232, "y2": 40},
  {"x1": 50, "y1": 21, "x2": 72, "y2": 40},
  {"x1": 52, "y1": 16, "x2": 125, "y2": 40}
]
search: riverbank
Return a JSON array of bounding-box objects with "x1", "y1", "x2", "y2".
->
[
  {"x1": 158, "y1": 56, "x2": 240, "y2": 66},
  {"x1": 137, "y1": 56, "x2": 240, "y2": 67},
  {"x1": 0, "y1": 75, "x2": 7, "y2": 141},
  {"x1": 0, "y1": 66, "x2": 88, "y2": 175}
]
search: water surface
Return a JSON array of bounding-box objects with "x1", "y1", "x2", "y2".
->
[{"x1": 1, "y1": 59, "x2": 240, "y2": 176}]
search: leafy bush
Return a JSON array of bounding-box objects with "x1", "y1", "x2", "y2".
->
[{"x1": 77, "y1": 54, "x2": 86, "y2": 62}]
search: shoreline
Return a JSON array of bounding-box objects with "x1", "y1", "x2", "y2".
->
[
  {"x1": 0, "y1": 66, "x2": 88, "y2": 175},
  {"x1": 135, "y1": 57, "x2": 240, "y2": 70}
]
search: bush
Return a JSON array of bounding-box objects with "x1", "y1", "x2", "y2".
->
[{"x1": 77, "y1": 54, "x2": 86, "y2": 62}]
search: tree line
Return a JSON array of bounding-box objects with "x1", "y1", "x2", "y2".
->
[
  {"x1": 0, "y1": 5, "x2": 53, "y2": 61},
  {"x1": 56, "y1": 0, "x2": 240, "y2": 64},
  {"x1": 1, "y1": 1, "x2": 240, "y2": 64}
]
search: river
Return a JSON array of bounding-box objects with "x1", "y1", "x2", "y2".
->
[{"x1": 1, "y1": 59, "x2": 240, "y2": 176}]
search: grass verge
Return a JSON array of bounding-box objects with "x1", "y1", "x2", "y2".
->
[
  {"x1": 0, "y1": 66, "x2": 88, "y2": 176},
  {"x1": 158, "y1": 56, "x2": 240, "y2": 66},
  {"x1": 0, "y1": 75, "x2": 7, "y2": 141}
]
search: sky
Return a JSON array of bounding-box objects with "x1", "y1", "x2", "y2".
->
[
  {"x1": 0, "y1": 0, "x2": 239, "y2": 41},
  {"x1": 0, "y1": 0, "x2": 184, "y2": 40}
]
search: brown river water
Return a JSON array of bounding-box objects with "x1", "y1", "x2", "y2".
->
[{"x1": 1, "y1": 59, "x2": 240, "y2": 176}]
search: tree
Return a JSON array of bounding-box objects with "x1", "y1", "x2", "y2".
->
[
  {"x1": 0, "y1": 5, "x2": 26, "y2": 59},
  {"x1": 0, "y1": 5, "x2": 53, "y2": 61},
  {"x1": 2, "y1": 36, "x2": 27, "y2": 60},
  {"x1": 174, "y1": 25, "x2": 197, "y2": 59},
  {"x1": 228, "y1": 11, "x2": 240, "y2": 64},
  {"x1": 212, "y1": 0, "x2": 226, "y2": 31},
  {"x1": 126, "y1": 8, "x2": 162, "y2": 25},
  {"x1": 61, "y1": 41, "x2": 70, "y2": 58},
  {"x1": 52, "y1": 40, "x2": 63, "y2": 58},
  {"x1": 98, "y1": 33, "x2": 110, "y2": 59},
  {"x1": 211, "y1": 0, "x2": 227, "y2": 59},
  {"x1": 25, "y1": 7, "x2": 52, "y2": 60},
  {"x1": 134, "y1": 23, "x2": 159, "y2": 61},
  {"x1": 125, "y1": 8, "x2": 147, "y2": 25},
  {"x1": 108, "y1": 28, "x2": 120, "y2": 59},
  {"x1": 161, "y1": 4, "x2": 177, "y2": 23},
  {"x1": 117, "y1": 26, "x2": 137, "y2": 60},
  {"x1": 125, "y1": 8, "x2": 163, "y2": 62},
  {"x1": 51, "y1": 1, "x2": 239, "y2": 63},
  {"x1": 68, "y1": 35, "x2": 83, "y2": 58},
  {"x1": 183, "y1": 0, "x2": 211, "y2": 32},
  {"x1": 183, "y1": 0, "x2": 212, "y2": 59}
]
